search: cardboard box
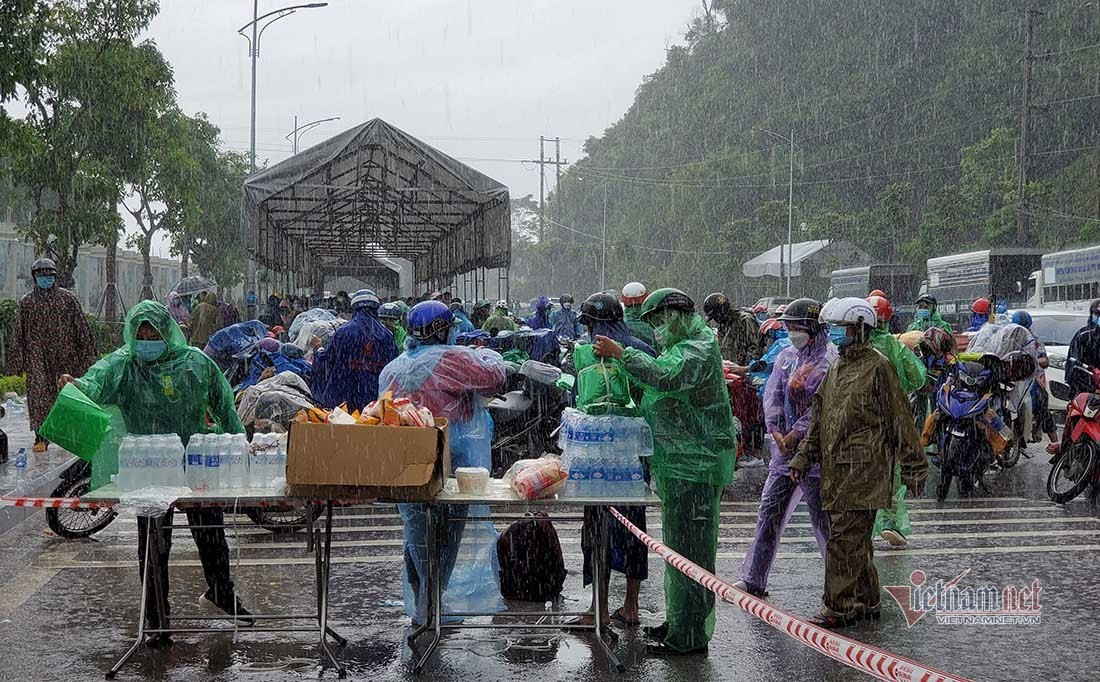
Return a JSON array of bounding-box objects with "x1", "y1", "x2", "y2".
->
[{"x1": 286, "y1": 418, "x2": 450, "y2": 501}]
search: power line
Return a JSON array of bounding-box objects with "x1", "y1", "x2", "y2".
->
[
  {"x1": 1039, "y1": 42, "x2": 1100, "y2": 57},
  {"x1": 1036, "y1": 93, "x2": 1100, "y2": 107}
]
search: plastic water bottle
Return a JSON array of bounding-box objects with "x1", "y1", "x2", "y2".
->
[
  {"x1": 223, "y1": 434, "x2": 248, "y2": 489},
  {"x1": 163, "y1": 435, "x2": 184, "y2": 487},
  {"x1": 204, "y1": 435, "x2": 222, "y2": 491},
  {"x1": 128, "y1": 436, "x2": 146, "y2": 490},
  {"x1": 186, "y1": 434, "x2": 206, "y2": 491},
  {"x1": 273, "y1": 434, "x2": 288, "y2": 484},
  {"x1": 13, "y1": 448, "x2": 28, "y2": 495}
]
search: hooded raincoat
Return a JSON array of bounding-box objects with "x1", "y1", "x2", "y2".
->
[
  {"x1": 75, "y1": 301, "x2": 244, "y2": 624},
  {"x1": 379, "y1": 341, "x2": 507, "y2": 623},
  {"x1": 188, "y1": 292, "x2": 220, "y2": 348},
  {"x1": 550, "y1": 307, "x2": 583, "y2": 340},
  {"x1": 481, "y1": 311, "x2": 517, "y2": 336},
  {"x1": 907, "y1": 310, "x2": 954, "y2": 333},
  {"x1": 526, "y1": 308, "x2": 552, "y2": 330},
  {"x1": 739, "y1": 330, "x2": 834, "y2": 594},
  {"x1": 310, "y1": 307, "x2": 396, "y2": 410},
  {"x1": 618, "y1": 311, "x2": 735, "y2": 652},
  {"x1": 869, "y1": 326, "x2": 928, "y2": 539}
]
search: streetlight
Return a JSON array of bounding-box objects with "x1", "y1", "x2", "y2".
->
[
  {"x1": 754, "y1": 127, "x2": 796, "y2": 298},
  {"x1": 238, "y1": 1, "x2": 329, "y2": 173},
  {"x1": 286, "y1": 115, "x2": 341, "y2": 154}
]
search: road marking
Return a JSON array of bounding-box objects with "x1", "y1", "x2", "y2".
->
[
  {"x1": 35, "y1": 541, "x2": 1100, "y2": 570},
  {"x1": 0, "y1": 548, "x2": 76, "y2": 617}
]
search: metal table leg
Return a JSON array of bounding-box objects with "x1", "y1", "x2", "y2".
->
[
  {"x1": 317, "y1": 501, "x2": 346, "y2": 678},
  {"x1": 412, "y1": 504, "x2": 441, "y2": 673},
  {"x1": 106, "y1": 512, "x2": 163, "y2": 679},
  {"x1": 592, "y1": 508, "x2": 624, "y2": 673}
]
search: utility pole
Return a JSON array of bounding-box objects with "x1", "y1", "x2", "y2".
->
[
  {"x1": 602, "y1": 185, "x2": 607, "y2": 291},
  {"x1": 555, "y1": 137, "x2": 563, "y2": 231},
  {"x1": 786, "y1": 128, "x2": 794, "y2": 298},
  {"x1": 1017, "y1": 7, "x2": 1039, "y2": 246},
  {"x1": 524, "y1": 137, "x2": 569, "y2": 243}
]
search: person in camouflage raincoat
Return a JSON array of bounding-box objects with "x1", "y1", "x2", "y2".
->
[{"x1": 9, "y1": 258, "x2": 98, "y2": 451}]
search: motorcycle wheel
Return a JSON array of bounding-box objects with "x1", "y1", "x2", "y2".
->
[
  {"x1": 1047, "y1": 441, "x2": 1100, "y2": 504},
  {"x1": 244, "y1": 504, "x2": 320, "y2": 534},
  {"x1": 45, "y1": 477, "x2": 118, "y2": 539},
  {"x1": 1001, "y1": 415, "x2": 1024, "y2": 469}
]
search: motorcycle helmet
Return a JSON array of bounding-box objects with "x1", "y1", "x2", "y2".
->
[
  {"x1": 350, "y1": 289, "x2": 380, "y2": 311},
  {"x1": 621, "y1": 282, "x2": 648, "y2": 306},
  {"x1": 579, "y1": 292, "x2": 623, "y2": 325},
  {"x1": 759, "y1": 318, "x2": 784, "y2": 337},
  {"x1": 866, "y1": 295, "x2": 893, "y2": 323},
  {"x1": 1003, "y1": 350, "x2": 1039, "y2": 383},
  {"x1": 1010, "y1": 310, "x2": 1032, "y2": 329},
  {"x1": 971, "y1": 298, "x2": 991, "y2": 315},
  {"x1": 560, "y1": 294, "x2": 574, "y2": 305},
  {"x1": 640, "y1": 288, "x2": 695, "y2": 323},
  {"x1": 378, "y1": 302, "x2": 403, "y2": 320},
  {"x1": 30, "y1": 257, "x2": 58, "y2": 276},
  {"x1": 474, "y1": 299, "x2": 491, "y2": 311},
  {"x1": 779, "y1": 297, "x2": 822, "y2": 334},
  {"x1": 822, "y1": 297, "x2": 876, "y2": 328},
  {"x1": 774, "y1": 303, "x2": 789, "y2": 317},
  {"x1": 916, "y1": 293, "x2": 937, "y2": 310},
  {"x1": 920, "y1": 327, "x2": 957, "y2": 359},
  {"x1": 868, "y1": 288, "x2": 887, "y2": 298},
  {"x1": 702, "y1": 293, "x2": 731, "y2": 323},
  {"x1": 407, "y1": 301, "x2": 454, "y2": 341},
  {"x1": 495, "y1": 299, "x2": 509, "y2": 312},
  {"x1": 752, "y1": 304, "x2": 767, "y2": 315}
]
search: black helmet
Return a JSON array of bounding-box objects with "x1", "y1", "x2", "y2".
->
[
  {"x1": 560, "y1": 294, "x2": 574, "y2": 305},
  {"x1": 31, "y1": 257, "x2": 57, "y2": 275},
  {"x1": 1003, "y1": 350, "x2": 1039, "y2": 383},
  {"x1": 916, "y1": 293, "x2": 937, "y2": 308},
  {"x1": 779, "y1": 297, "x2": 822, "y2": 323},
  {"x1": 702, "y1": 293, "x2": 731, "y2": 322},
  {"x1": 640, "y1": 288, "x2": 695, "y2": 322},
  {"x1": 579, "y1": 292, "x2": 623, "y2": 324}
]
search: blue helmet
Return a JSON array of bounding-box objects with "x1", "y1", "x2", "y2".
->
[
  {"x1": 536, "y1": 296, "x2": 551, "y2": 311},
  {"x1": 378, "y1": 302, "x2": 403, "y2": 320},
  {"x1": 1011, "y1": 310, "x2": 1032, "y2": 328},
  {"x1": 995, "y1": 300, "x2": 1009, "y2": 315},
  {"x1": 407, "y1": 301, "x2": 454, "y2": 341}
]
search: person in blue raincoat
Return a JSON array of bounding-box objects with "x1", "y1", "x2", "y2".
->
[
  {"x1": 378, "y1": 301, "x2": 508, "y2": 624},
  {"x1": 449, "y1": 299, "x2": 475, "y2": 334},
  {"x1": 527, "y1": 296, "x2": 553, "y2": 330},
  {"x1": 550, "y1": 294, "x2": 584, "y2": 340},
  {"x1": 748, "y1": 318, "x2": 791, "y2": 397},
  {"x1": 310, "y1": 289, "x2": 396, "y2": 410}
]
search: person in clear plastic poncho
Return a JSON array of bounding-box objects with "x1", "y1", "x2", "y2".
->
[
  {"x1": 59, "y1": 300, "x2": 251, "y2": 643},
  {"x1": 378, "y1": 301, "x2": 508, "y2": 624},
  {"x1": 594, "y1": 288, "x2": 736, "y2": 656}
]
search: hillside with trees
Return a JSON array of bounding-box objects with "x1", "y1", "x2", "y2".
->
[{"x1": 518, "y1": 0, "x2": 1100, "y2": 302}]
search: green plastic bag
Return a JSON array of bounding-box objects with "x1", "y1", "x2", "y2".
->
[
  {"x1": 573, "y1": 343, "x2": 636, "y2": 415},
  {"x1": 90, "y1": 407, "x2": 127, "y2": 490},
  {"x1": 39, "y1": 382, "x2": 112, "y2": 462}
]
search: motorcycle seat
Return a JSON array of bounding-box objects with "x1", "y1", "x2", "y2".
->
[{"x1": 488, "y1": 390, "x2": 533, "y2": 423}]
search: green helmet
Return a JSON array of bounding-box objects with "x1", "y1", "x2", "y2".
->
[
  {"x1": 394, "y1": 300, "x2": 410, "y2": 315},
  {"x1": 639, "y1": 287, "x2": 695, "y2": 322},
  {"x1": 474, "y1": 298, "x2": 490, "y2": 310}
]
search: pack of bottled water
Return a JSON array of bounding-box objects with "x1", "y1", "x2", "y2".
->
[
  {"x1": 3, "y1": 396, "x2": 27, "y2": 423},
  {"x1": 249, "y1": 433, "x2": 288, "y2": 489},
  {"x1": 116, "y1": 434, "x2": 186, "y2": 491},
  {"x1": 182, "y1": 433, "x2": 252, "y2": 492},
  {"x1": 559, "y1": 408, "x2": 652, "y2": 498}
]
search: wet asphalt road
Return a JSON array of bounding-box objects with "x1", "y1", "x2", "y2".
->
[{"x1": 1, "y1": 421, "x2": 1098, "y2": 682}]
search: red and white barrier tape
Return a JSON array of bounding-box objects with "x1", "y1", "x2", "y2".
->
[
  {"x1": 0, "y1": 495, "x2": 114, "y2": 510},
  {"x1": 608, "y1": 506, "x2": 972, "y2": 682}
]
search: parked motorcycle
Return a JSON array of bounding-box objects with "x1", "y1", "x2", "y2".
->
[
  {"x1": 1047, "y1": 361, "x2": 1100, "y2": 503},
  {"x1": 489, "y1": 360, "x2": 566, "y2": 476},
  {"x1": 930, "y1": 356, "x2": 1002, "y2": 501},
  {"x1": 994, "y1": 351, "x2": 1040, "y2": 470}
]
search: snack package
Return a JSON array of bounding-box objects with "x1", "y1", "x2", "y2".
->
[
  {"x1": 393, "y1": 397, "x2": 432, "y2": 427},
  {"x1": 512, "y1": 457, "x2": 567, "y2": 500},
  {"x1": 327, "y1": 406, "x2": 358, "y2": 425}
]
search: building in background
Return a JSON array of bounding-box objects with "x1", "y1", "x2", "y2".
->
[{"x1": 0, "y1": 221, "x2": 182, "y2": 315}]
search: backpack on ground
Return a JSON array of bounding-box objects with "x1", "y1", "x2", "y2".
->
[{"x1": 496, "y1": 511, "x2": 567, "y2": 602}]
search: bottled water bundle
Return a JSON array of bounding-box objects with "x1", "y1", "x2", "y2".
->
[
  {"x1": 558, "y1": 408, "x2": 653, "y2": 497},
  {"x1": 116, "y1": 434, "x2": 186, "y2": 491},
  {"x1": 248, "y1": 433, "x2": 288, "y2": 489},
  {"x1": 182, "y1": 433, "x2": 253, "y2": 492}
]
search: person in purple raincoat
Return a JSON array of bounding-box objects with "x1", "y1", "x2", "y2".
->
[{"x1": 734, "y1": 298, "x2": 835, "y2": 597}]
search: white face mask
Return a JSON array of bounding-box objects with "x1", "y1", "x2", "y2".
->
[{"x1": 788, "y1": 330, "x2": 810, "y2": 350}]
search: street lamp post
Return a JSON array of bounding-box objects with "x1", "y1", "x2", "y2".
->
[
  {"x1": 238, "y1": 2, "x2": 329, "y2": 173},
  {"x1": 755, "y1": 127, "x2": 796, "y2": 298},
  {"x1": 286, "y1": 115, "x2": 341, "y2": 154}
]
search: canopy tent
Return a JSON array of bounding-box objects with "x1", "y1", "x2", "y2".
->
[
  {"x1": 242, "y1": 118, "x2": 511, "y2": 290},
  {"x1": 742, "y1": 240, "x2": 831, "y2": 278}
]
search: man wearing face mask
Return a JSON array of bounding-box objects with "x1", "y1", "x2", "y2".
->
[
  {"x1": 58, "y1": 301, "x2": 252, "y2": 644},
  {"x1": 310, "y1": 289, "x2": 396, "y2": 411},
  {"x1": 789, "y1": 297, "x2": 927, "y2": 628},
  {"x1": 550, "y1": 294, "x2": 583, "y2": 340},
  {"x1": 593, "y1": 288, "x2": 735, "y2": 656},
  {"x1": 907, "y1": 294, "x2": 954, "y2": 333},
  {"x1": 734, "y1": 298, "x2": 835, "y2": 598},
  {"x1": 10, "y1": 258, "x2": 98, "y2": 453}
]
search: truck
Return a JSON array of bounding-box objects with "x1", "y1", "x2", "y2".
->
[
  {"x1": 829, "y1": 264, "x2": 923, "y2": 329},
  {"x1": 1026, "y1": 245, "x2": 1100, "y2": 312},
  {"x1": 925, "y1": 248, "x2": 1044, "y2": 328}
]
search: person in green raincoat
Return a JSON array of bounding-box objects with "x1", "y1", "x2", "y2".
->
[
  {"x1": 481, "y1": 300, "x2": 518, "y2": 336},
  {"x1": 379, "y1": 301, "x2": 409, "y2": 352},
  {"x1": 59, "y1": 301, "x2": 252, "y2": 644},
  {"x1": 593, "y1": 288, "x2": 736, "y2": 656},
  {"x1": 868, "y1": 296, "x2": 928, "y2": 547},
  {"x1": 907, "y1": 293, "x2": 954, "y2": 333}
]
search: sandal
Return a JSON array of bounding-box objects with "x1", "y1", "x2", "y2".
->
[
  {"x1": 806, "y1": 609, "x2": 857, "y2": 630},
  {"x1": 643, "y1": 622, "x2": 668, "y2": 640},
  {"x1": 610, "y1": 608, "x2": 640, "y2": 627}
]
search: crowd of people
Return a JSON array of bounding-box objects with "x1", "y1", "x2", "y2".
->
[{"x1": 14, "y1": 254, "x2": 1100, "y2": 656}]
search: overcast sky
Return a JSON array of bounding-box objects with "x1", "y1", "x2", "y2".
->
[{"x1": 127, "y1": 0, "x2": 701, "y2": 254}]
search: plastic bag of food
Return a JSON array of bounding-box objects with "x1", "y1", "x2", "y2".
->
[{"x1": 512, "y1": 457, "x2": 567, "y2": 500}]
